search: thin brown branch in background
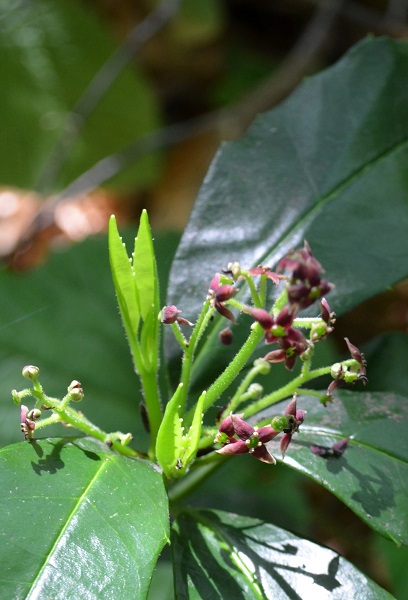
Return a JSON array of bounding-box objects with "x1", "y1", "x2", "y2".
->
[{"x1": 35, "y1": 0, "x2": 180, "y2": 194}]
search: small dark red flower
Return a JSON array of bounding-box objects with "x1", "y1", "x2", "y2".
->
[
  {"x1": 208, "y1": 274, "x2": 237, "y2": 323},
  {"x1": 215, "y1": 413, "x2": 279, "y2": 464},
  {"x1": 162, "y1": 305, "x2": 193, "y2": 327},
  {"x1": 249, "y1": 266, "x2": 285, "y2": 285},
  {"x1": 279, "y1": 396, "x2": 306, "y2": 458},
  {"x1": 278, "y1": 242, "x2": 334, "y2": 309}
]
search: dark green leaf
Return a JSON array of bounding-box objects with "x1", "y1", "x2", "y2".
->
[
  {"x1": 0, "y1": 437, "x2": 169, "y2": 598},
  {"x1": 172, "y1": 508, "x2": 393, "y2": 599},
  {"x1": 260, "y1": 391, "x2": 408, "y2": 546},
  {"x1": 0, "y1": 0, "x2": 159, "y2": 191},
  {"x1": 167, "y1": 38, "x2": 408, "y2": 377}
]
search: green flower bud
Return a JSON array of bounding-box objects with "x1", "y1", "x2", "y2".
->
[
  {"x1": 271, "y1": 415, "x2": 291, "y2": 432},
  {"x1": 253, "y1": 358, "x2": 271, "y2": 375},
  {"x1": 22, "y1": 365, "x2": 39, "y2": 381},
  {"x1": 27, "y1": 408, "x2": 41, "y2": 420},
  {"x1": 247, "y1": 383, "x2": 263, "y2": 400},
  {"x1": 12, "y1": 390, "x2": 21, "y2": 405},
  {"x1": 68, "y1": 380, "x2": 84, "y2": 402},
  {"x1": 330, "y1": 363, "x2": 345, "y2": 380}
]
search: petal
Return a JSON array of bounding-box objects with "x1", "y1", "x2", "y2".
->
[
  {"x1": 257, "y1": 426, "x2": 279, "y2": 443},
  {"x1": 280, "y1": 432, "x2": 292, "y2": 458},
  {"x1": 253, "y1": 445, "x2": 276, "y2": 464},
  {"x1": 216, "y1": 440, "x2": 248, "y2": 456},
  {"x1": 215, "y1": 300, "x2": 237, "y2": 324},
  {"x1": 231, "y1": 414, "x2": 254, "y2": 440}
]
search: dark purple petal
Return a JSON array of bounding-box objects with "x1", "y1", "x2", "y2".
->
[
  {"x1": 252, "y1": 445, "x2": 276, "y2": 464},
  {"x1": 231, "y1": 414, "x2": 255, "y2": 440},
  {"x1": 257, "y1": 426, "x2": 279, "y2": 443},
  {"x1": 284, "y1": 397, "x2": 297, "y2": 417},
  {"x1": 280, "y1": 432, "x2": 292, "y2": 457},
  {"x1": 216, "y1": 440, "x2": 249, "y2": 455},
  {"x1": 215, "y1": 284, "x2": 236, "y2": 302},
  {"x1": 244, "y1": 307, "x2": 274, "y2": 330},
  {"x1": 263, "y1": 349, "x2": 286, "y2": 363},
  {"x1": 214, "y1": 300, "x2": 237, "y2": 324}
]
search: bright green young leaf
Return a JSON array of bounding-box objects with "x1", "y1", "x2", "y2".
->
[
  {"x1": 133, "y1": 209, "x2": 160, "y2": 322},
  {"x1": 180, "y1": 390, "x2": 206, "y2": 471},
  {"x1": 172, "y1": 508, "x2": 393, "y2": 599},
  {"x1": 0, "y1": 0, "x2": 160, "y2": 192},
  {"x1": 108, "y1": 216, "x2": 141, "y2": 357},
  {"x1": 260, "y1": 391, "x2": 408, "y2": 546},
  {"x1": 0, "y1": 437, "x2": 169, "y2": 599},
  {"x1": 166, "y1": 37, "x2": 408, "y2": 377},
  {"x1": 156, "y1": 383, "x2": 185, "y2": 478}
]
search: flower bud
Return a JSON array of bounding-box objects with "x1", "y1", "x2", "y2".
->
[
  {"x1": 27, "y1": 408, "x2": 41, "y2": 420},
  {"x1": 271, "y1": 415, "x2": 291, "y2": 432},
  {"x1": 219, "y1": 327, "x2": 233, "y2": 345},
  {"x1": 253, "y1": 358, "x2": 271, "y2": 374},
  {"x1": 161, "y1": 305, "x2": 181, "y2": 324},
  {"x1": 330, "y1": 363, "x2": 345, "y2": 380},
  {"x1": 22, "y1": 365, "x2": 39, "y2": 381},
  {"x1": 247, "y1": 383, "x2": 263, "y2": 399},
  {"x1": 12, "y1": 390, "x2": 21, "y2": 405},
  {"x1": 68, "y1": 380, "x2": 84, "y2": 401}
]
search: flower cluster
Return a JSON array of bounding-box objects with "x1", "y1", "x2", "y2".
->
[
  {"x1": 277, "y1": 241, "x2": 333, "y2": 309},
  {"x1": 20, "y1": 405, "x2": 41, "y2": 440},
  {"x1": 215, "y1": 396, "x2": 305, "y2": 463},
  {"x1": 244, "y1": 305, "x2": 307, "y2": 370}
]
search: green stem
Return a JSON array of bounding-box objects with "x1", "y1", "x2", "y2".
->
[
  {"x1": 140, "y1": 369, "x2": 162, "y2": 456},
  {"x1": 188, "y1": 323, "x2": 265, "y2": 418},
  {"x1": 243, "y1": 364, "x2": 333, "y2": 418},
  {"x1": 168, "y1": 455, "x2": 227, "y2": 503},
  {"x1": 178, "y1": 301, "x2": 214, "y2": 413},
  {"x1": 226, "y1": 362, "x2": 267, "y2": 414}
]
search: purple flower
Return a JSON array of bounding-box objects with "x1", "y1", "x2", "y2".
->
[
  {"x1": 162, "y1": 305, "x2": 193, "y2": 326},
  {"x1": 215, "y1": 414, "x2": 279, "y2": 464},
  {"x1": 279, "y1": 396, "x2": 306, "y2": 458},
  {"x1": 277, "y1": 242, "x2": 334, "y2": 309},
  {"x1": 208, "y1": 274, "x2": 237, "y2": 324}
]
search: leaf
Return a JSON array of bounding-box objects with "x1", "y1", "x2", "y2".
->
[
  {"x1": 260, "y1": 391, "x2": 408, "y2": 546},
  {"x1": 109, "y1": 215, "x2": 141, "y2": 341},
  {"x1": 166, "y1": 38, "x2": 408, "y2": 375},
  {"x1": 156, "y1": 383, "x2": 185, "y2": 478},
  {"x1": 0, "y1": 437, "x2": 169, "y2": 598},
  {"x1": 0, "y1": 0, "x2": 160, "y2": 191},
  {"x1": 172, "y1": 508, "x2": 393, "y2": 599},
  {"x1": 133, "y1": 210, "x2": 160, "y2": 323}
]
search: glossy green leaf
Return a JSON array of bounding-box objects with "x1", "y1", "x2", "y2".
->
[
  {"x1": 172, "y1": 508, "x2": 393, "y2": 599},
  {"x1": 259, "y1": 391, "x2": 408, "y2": 546},
  {"x1": 0, "y1": 437, "x2": 169, "y2": 598},
  {"x1": 0, "y1": 0, "x2": 159, "y2": 192},
  {"x1": 166, "y1": 38, "x2": 408, "y2": 375}
]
